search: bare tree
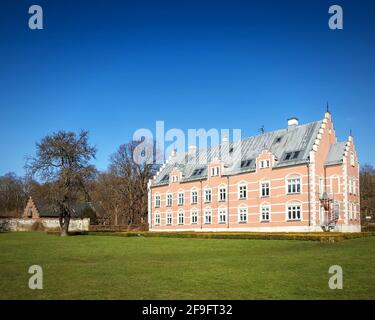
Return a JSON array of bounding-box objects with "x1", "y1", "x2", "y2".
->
[
  {"x1": 0, "y1": 173, "x2": 27, "y2": 216},
  {"x1": 360, "y1": 164, "x2": 375, "y2": 223},
  {"x1": 26, "y1": 130, "x2": 96, "y2": 236},
  {"x1": 92, "y1": 140, "x2": 157, "y2": 226}
]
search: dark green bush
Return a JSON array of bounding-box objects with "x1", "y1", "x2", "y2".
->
[{"x1": 87, "y1": 231, "x2": 375, "y2": 242}]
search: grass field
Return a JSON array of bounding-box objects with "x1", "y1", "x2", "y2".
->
[{"x1": 0, "y1": 232, "x2": 374, "y2": 299}]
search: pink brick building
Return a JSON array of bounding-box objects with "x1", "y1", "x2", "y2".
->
[{"x1": 148, "y1": 112, "x2": 360, "y2": 232}]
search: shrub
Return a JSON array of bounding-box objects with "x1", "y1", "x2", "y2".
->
[{"x1": 86, "y1": 231, "x2": 375, "y2": 242}]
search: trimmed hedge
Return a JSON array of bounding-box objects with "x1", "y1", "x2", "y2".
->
[{"x1": 87, "y1": 231, "x2": 375, "y2": 243}]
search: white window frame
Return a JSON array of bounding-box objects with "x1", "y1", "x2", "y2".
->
[
  {"x1": 211, "y1": 167, "x2": 219, "y2": 177},
  {"x1": 166, "y1": 211, "x2": 173, "y2": 225},
  {"x1": 260, "y1": 159, "x2": 270, "y2": 169},
  {"x1": 218, "y1": 185, "x2": 227, "y2": 202},
  {"x1": 155, "y1": 194, "x2": 161, "y2": 208},
  {"x1": 154, "y1": 212, "x2": 161, "y2": 225},
  {"x1": 238, "y1": 183, "x2": 248, "y2": 200},
  {"x1": 178, "y1": 209, "x2": 184, "y2": 225},
  {"x1": 204, "y1": 208, "x2": 212, "y2": 224},
  {"x1": 238, "y1": 206, "x2": 248, "y2": 223},
  {"x1": 191, "y1": 190, "x2": 198, "y2": 204},
  {"x1": 260, "y1": 204, "x2": 271, "y2": 222},
  {"x1": 260, "y1": 181, "x2": 270, "y2": 197},
  {"x1": 204, "y1": 188, "x2": 212, "y2": 203},
  {"x1": 178, "y1": 191, "x2": 184, "y2": 205},
  {"x1": 286, "y1": 177, "x2": 301, "y2": 194},
  {"x1": 191, "y1": 209, "x2": 198, "y2": 224},
  {"x1": 286, "y1": 203, "x2": 302, "y2": 221},
  {"x1": 218, "y1": 207, "x2": 227, "y2": 224},
  {"x1": 166, "y1": 193, "x2": 173, "y2": 207}
]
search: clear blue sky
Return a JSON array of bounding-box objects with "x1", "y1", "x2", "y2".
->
[{"x1": 0, "y1": 0, "x2": 374, "y2": 176}]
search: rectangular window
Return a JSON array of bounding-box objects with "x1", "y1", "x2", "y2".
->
[
  {"x1": 166, "y1": 212, "x2": 172, "y2": 225},
  {"x1": 219, "y1": 187, "x2": 227, "y2": 201},
  {"x1": 205, "y1": 189, "x2": 212, "y2": 202},
  {"x1": 261, "y1": 205, "x2": 270, "y2": 221},
  {"x1": 287, "y1": 178, "x2": 301, "y2": 194},
  {"x1": 238, "y1": 185, "x2": 247, "y2": 199},
  {"x1": 260, "y1": 160, "x2": 270, "y2": 169},
  {"x1": 155, "y1": 213, "x2": 160, "y2": 225},
  {"x1": 261, "y1": 182, "x2": 270, "y2": 197},
  {"x1": 205, "y1": 210, "x2": 212, "y2": 224},
  {"x1": 191, "y1": 191, "x2": 198, "y2": 204},
  {"x1": 178, "y1": 192, "x2": 184, "y2": 205},
  {"x1": 287, "y1": 204, "x2": 301, "y2": 220},
  {"x1": 166, "y1": 194, "x2": 172, "y2": 207},
  {"x1": 211, "y1": 167, "x2": 219, "y2": 176},
  {"x1": 178, "y1": 211, "x2": 184, "y2": 225},
  {"x1": 238, "y1": 207, "x2": 248, "y2": 223},
  {"x1": 191, "y1": 210, "x2": 198, "y2": 224},
  {"x1": 218, "y1": 208, "x2": 227, "y2": 224},
  {"x1": 155, "y1": 195, "x2": 161, "y2": 208}
]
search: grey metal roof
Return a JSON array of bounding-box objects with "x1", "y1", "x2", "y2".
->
[
  {"x1": 152, "y1": 120, "x2": 323, "y2": 186},
  {"x1": 325, "y1": 141, "x2": 346, "y2": 166},
  {"x1": 36, "y1": 202, "x2": 97, "y2": 218}
]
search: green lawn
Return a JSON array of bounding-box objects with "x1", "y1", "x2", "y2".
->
[{"x1": 0, "y1": 232, "x2": 374, "y2": 299}]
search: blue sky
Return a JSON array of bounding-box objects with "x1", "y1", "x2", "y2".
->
[{"x1": 0, "y1": 0, "x2": 374, "y2": 175}]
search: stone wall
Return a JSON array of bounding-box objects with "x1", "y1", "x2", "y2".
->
[{"x1": 0, "y1": 218, "x2": 90, "y2": 232}]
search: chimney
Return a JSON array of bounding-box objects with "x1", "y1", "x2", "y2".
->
[
  {"x1": 287, "y1": 117, "x2": 299, "y2": 129},
  {"x1": 171, "y1": 148, "x2": 177, "y2": 157}
]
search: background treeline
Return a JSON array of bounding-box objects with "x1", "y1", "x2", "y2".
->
[
  {"x1": 1, "y1": 151, "x2": 375, "y2": 226},
  {"x1": 0, "y1": 140, "x2": 158, "y2": 226}
]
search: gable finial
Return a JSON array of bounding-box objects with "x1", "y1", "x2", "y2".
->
[
  {"x1": 349, "y1": 128, "x2": 352, "y2": 137},
  {"x1": 326, "y1": 101, "x2": 329, "y2": 113}
]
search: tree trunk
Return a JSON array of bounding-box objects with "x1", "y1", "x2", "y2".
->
[{"x1": 59, "y1": 212, "x2": 71, "y2": 236}]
